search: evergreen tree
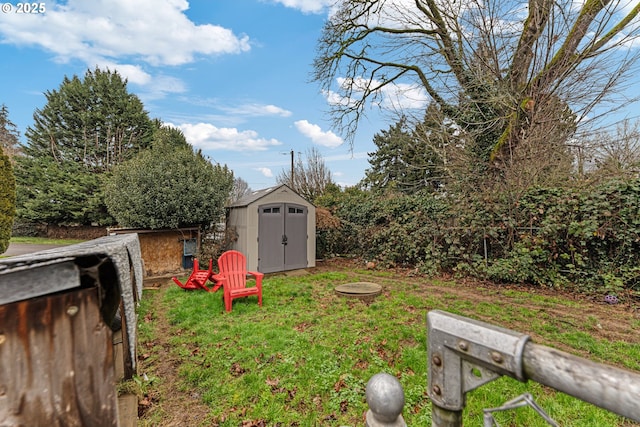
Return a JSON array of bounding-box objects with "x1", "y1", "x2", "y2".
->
[
  {"x1": 104, "y1": 127, "x2": 234, "y2": 229},
  {"x1": 16, "y1": 155, "x2": 106, "y2": 225},
  {"x1": 16, "y1": 67, "x2": 154, "y2": 225},
  {"x1": 363, "y1": 112, "x2": 445, "y2": 194},
  {"x1": 0, "y1": 105, "x2": 18, "y2": 252},
  {"x1": 25, "y1": 68, "x2": 153, "y2": 171},
  {"x1": 0, "y1": 146, "x2": 15, "y2": 253},
  {"x1": 0, "y1": 104, "x2": 22, "y2": 162},
  {"x1": 151, "y1": 119, "x2": 190, "y2": 149},
  {"x1": 363, "y1": 118, "x2": 413, "y2": 192}
]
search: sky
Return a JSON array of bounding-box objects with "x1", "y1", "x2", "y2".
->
[
  {"x1": 0, "y1": 0, "x2": 386, "y2": 190},
  {"x1": 1, "y1": 1, "x2": 639, "y2": 192}
]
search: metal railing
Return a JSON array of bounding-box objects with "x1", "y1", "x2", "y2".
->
[{"x1": 364, "y1": 310, "x2": 640, "y2": 426}]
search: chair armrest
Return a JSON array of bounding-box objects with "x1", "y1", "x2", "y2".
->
[
  {"x1": 247, "y1": 271, "x2": 264, "y2": 279},
  {"x1": 209, "y1": 273, "x2": 225, "y2": 292},
  {"x1": 247, "y1": 271, "x2": 264, "y2": 287}
]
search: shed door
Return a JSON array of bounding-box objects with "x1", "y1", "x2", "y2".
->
[
  {"x1": 258, "y1": 203, "x2": 308, "y2": 273},
  {"x1": 284, "y1": 205, "x2": 308, "y2": 270}
]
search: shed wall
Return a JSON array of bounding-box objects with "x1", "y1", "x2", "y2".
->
[
  {"x1": 110, "y1": 229, "x2": 199, "y2": 276},
  {"x1": 227, "y1": 185, "x2": 315, "y2": 272},
  {"x1": 308, "y1": 205, "x2": 316, "y2": 268},
  {"x1": 228, "y1": 207, "x2": 249, "y2": 257}
]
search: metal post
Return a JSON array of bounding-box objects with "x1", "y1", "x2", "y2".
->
[
  {"x1": 431, "y1": 405, "x2": 462, "y2": 427},
  {"x1": 290, "y1": 149, "x2": 295, "y2": 188},
  {"x1": 365, "y1": 373, "x2": 407, "y2": 427},
  {"x1": 427, "y1": 310, "x2": 640, "y2": 426}
]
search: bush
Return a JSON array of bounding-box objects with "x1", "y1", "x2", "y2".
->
[
  {"x1": 317, "y1": 179, "x2": 640, "y2": 295},
  {"x1": 104, "y1": 144, "x2": 234, "y2": 229},
  {"x1": 0, "y1": 148, "x2": 16, "y2": 253}
]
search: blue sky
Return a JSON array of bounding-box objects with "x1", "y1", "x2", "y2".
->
[
  {"x1": 0, "y1": 0, "x2": 384, "y2": 189},
  {"x1": 2, "y1": 0, "x2": 639, "y2": 191}
]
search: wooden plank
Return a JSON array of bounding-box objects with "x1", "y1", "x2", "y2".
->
[
  {"x1": 118, "y1": 298, "x2": 136, "y2": 380},
  {"x1": 113, "y1": 329, "x2": 124, "y2": 381},
  {"x1": 117, "y1": 394, "x2": 138, "y2": 427},
  {"x1": 0, "y1": 288, "x2": 118, "y2": 426}
]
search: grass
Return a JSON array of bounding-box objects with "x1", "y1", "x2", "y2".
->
[
  {"x1": 9, "y1": 236, "x2": 86, "y2": 245},
  {"x1": 137, "y1": 265, "x2": 639, "y2": 426}
]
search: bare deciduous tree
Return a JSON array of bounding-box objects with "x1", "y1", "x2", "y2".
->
[
  {"x1": 579, "y1": 119, "x2": 640, "y2": 180},
  {"x1": 229, "y1": 177, "x2": 252, "y2": 204},
  {"x1": 313, "y1": 0, "x2": 640, "y2": 183},
  {"x1": 277, "y1": 147, "x2": 334, "y2": 202}
]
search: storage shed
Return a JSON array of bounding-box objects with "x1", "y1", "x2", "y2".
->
[
  {"x1": 108, "y1": 227, "x2": 200, "y2": 276},
  {"x1": 226, "y1": 184, "x2": 315, "y2": 273}
]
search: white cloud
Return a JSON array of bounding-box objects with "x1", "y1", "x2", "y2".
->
[
  {"x1": 137, "y1": 74, "x2": 188, "y2": 101},
  {"x1": 103, "y1": 63, "x2": 153, "y2": 86},
  {"x1": 329, "y1": 77, "x2": 430, "y2": 112},
  {"x1": 377, "y1": 82, "x2": 430, "y2": 110},
  {"x1": 256, "y1": 167, "x2": 274, "y2": 178},
  {"x1": 223, "y1": 103, "x2": 292, "y2": 117},
  {"x1": 0, "y1": 0, "x2": 251, "y2": 66},
  {"x1": 294, "y1": 119, "x2": 343, "y2": 148},
  {"x1": 173, "y1": 122, "x2": 283, "y2": 151},
  {"x1": 270, "y1": 0, "x2": 334, "y2": 14},
  {"x1": 78, "y1": 60, "x2": 187, "y2": 100},
  {"x1": 0, "y1": 1, "x2": 252, "y2": 101}
]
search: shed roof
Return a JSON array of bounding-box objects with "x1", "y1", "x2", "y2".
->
[{"x1": 227, "y1": 184, "x2": 311, "y2": 208}]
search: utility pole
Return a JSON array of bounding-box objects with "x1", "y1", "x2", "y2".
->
[{"x1": 290, "y1": 149, "x2": 295, "y2": 189}]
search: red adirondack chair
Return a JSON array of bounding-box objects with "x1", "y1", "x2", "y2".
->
[
  {"x1": 215, "y1": 250, "x2": 263, "y2": 312},
  {"x1": 172, "y1": 258, "x2": 217, "y2": 292}
]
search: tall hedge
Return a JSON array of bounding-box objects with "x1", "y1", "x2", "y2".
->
[
  {"x1": 0, "y1": 147, "x2": 16, "y2": 253},
  {"x1": 318, "y1": 179, "x2": 640, "y2": 294},
  {"x1": 16, "y1": 68, "x2": 153, "y2": 225}
]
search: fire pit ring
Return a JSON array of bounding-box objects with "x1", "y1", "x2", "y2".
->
[{"x1": 335, "y1": 282, "x2": 382, "y2": 302}]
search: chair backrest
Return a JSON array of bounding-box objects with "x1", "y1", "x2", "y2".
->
[{"x1": 217, "y1": 250, "x2": 248, "y2": 290}]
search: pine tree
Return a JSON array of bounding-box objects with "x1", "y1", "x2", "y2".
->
[
  {"x1": 16, "y1": 67, "x2": 154, "y2": 225},
  {"x1": 363, "y1": 114, "x2": 444, "y2": 194},
  {"x1": 0, "y1": 104, "x2": 21, "y2": 162}
]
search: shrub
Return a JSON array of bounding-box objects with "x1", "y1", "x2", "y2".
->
[
  {"x1": 318, "y1": 178, "x2": 640, "y2": 295},
  {"x1": 0, "y1": 148, "x2": 16, "y2": 253},
  {"x1": 104, "y1": 144, "x2": 233, "y2": 229}
]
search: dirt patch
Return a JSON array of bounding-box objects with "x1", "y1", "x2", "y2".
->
[{"x1": 136, "y1": 288, "x2": 213, "y2": 426}]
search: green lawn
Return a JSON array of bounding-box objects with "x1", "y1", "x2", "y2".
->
[
  {"x1": 9, "y1": 236, "x2": 86, "y2": 245},
  {"x1": 136, "y1": 265, "x2": 639, "y2": 426}
]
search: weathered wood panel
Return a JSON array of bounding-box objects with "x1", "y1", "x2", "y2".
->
[
  {"x1": 138, "y1": 231, "x2": 184, "y2": 275},
  {"x1": 0, "y1": 288, "x2": 117, "y2": 426},
  {"x1": 109, "y1": 229, "x2": 199, "y2": 276}
]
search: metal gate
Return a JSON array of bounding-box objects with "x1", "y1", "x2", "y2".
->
[{"x1": 257, "y1": 203, "x2": 308, "y2": 273}]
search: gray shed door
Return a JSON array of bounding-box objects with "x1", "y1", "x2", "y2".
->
[{"x1": 258, "y1": 203, "x2": 308, "y2": 273}]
